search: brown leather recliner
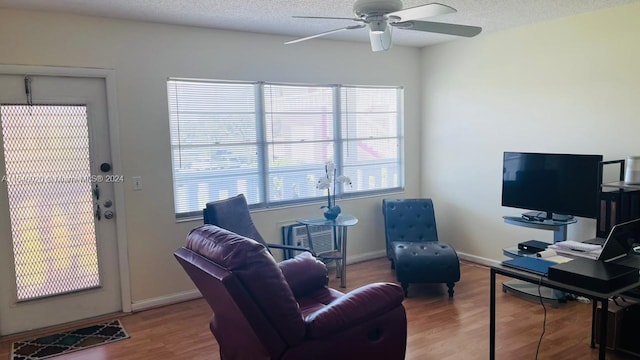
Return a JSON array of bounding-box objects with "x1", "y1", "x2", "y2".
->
[{"x1": 174, "y1": 225, "x2": 407, "y2": 360}]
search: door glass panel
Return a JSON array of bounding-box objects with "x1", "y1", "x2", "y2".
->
[{"x1": 0, "y1": 105, "x2": 100, "y2": 301}]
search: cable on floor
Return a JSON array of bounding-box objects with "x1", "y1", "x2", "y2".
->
[{"x1": 535, "y1": 274, "x2": 547, "y2": 359}]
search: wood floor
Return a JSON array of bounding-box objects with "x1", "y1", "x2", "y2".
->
[{"x1": 1, "y1": 258, "x2": 638, "y2": 359}]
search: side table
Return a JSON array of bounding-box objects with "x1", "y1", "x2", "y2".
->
[{"x1": 297, "y1": 214, "x2": 358, "y2": 288}]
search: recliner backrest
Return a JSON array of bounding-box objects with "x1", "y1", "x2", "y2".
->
[
  {"x1": 174, "y1": 248, "x2": 275, "y2": 359},
  {"x1": 175, "y1": 225, "x2": 306, "y2": 359}
]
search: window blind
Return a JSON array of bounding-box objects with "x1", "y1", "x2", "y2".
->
[{"x1": 167, "y1": 79, "x2": 403, "y2": 218}]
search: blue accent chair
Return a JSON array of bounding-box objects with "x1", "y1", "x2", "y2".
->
[{"x1": 382, "y1": 198, "x2": 461, "y2": 297}]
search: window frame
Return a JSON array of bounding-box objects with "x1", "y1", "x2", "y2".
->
[{"x1": 167, "y1": 78, "x2": 404, "y2": 219}]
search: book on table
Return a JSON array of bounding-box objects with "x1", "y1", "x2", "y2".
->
[{"x1": 502, "y1": 256, "x2": 557, "y2": 276}]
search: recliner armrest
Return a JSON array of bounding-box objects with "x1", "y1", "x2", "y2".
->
[
  {"x1": 278, "y1": 252, "x2": 329, "y2": 297},
  {"x1": 304, "y1": 282, "x2": 404, "y2": 338}
]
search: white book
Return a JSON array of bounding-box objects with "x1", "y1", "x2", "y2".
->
[
  {"x1": 548, "y1": 245, "x2": 601, "y2": 260},
  {"x1": 553, "y1": 240, "x2": 602, "y2": 252}
]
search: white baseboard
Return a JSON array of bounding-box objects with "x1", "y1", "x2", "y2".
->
[
  {"x1": 131, "y1": 289, "x2": 202, "y2": 312},
  {"x1": 457, "y1": 251, "x2": 500, "y2": 267},
  {"x1": 132, "y1": 250, "x2": 496, "y2": 312},
  {"x1": 346, "y1": 249, "x2": 386, "y2": 264}
]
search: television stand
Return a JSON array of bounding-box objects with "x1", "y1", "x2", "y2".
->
[
  {"x1": 501, "y1": 246, "x2": 567, "y2": 306},
  {"x1": 502, "y1": 215, "x2": 578, "y2": 305},
  {"x1": 503, "y1": 216, "x2": 576, "y2": 244},
  {"x1": 501, "y1": 279, "x2": 566, "y2": 307}
]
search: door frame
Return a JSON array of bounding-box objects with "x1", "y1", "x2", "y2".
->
[{"x1": 0, "y1": 64, "x2": 131, "y2": 313}]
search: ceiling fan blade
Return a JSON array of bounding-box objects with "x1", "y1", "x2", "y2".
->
[
  {"x1": 387, "y1": 2, "x2": 456, "y2": 22},
  {"x1": 285, "y1": 24, "x2": 366, "y2": 45},
  {"x1": 392, "y1": 20, "x2": 482, "y2": 37},
  {"x1": 292, "y1": 15, "x2": 364, "y2": 22}
]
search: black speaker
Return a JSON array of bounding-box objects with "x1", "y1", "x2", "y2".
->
[{"x1": 619, "y1": 301, "x2": 640, "y2": 355}]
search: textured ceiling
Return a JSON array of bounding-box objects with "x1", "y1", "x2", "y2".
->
[{"x1": 0, "y1": 0, "x2": 639, "y2": 47}]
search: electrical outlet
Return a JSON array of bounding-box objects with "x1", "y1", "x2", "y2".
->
[{"x1": 132, "y1": 176, "x2": 142, "y2": 191}]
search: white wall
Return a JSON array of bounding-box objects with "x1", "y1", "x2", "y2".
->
[
  {"x1": 0, "y1": 9, "x2": 422, "y2": 306},
  {"x1": 420, "y1": 3, "x2": 640, "y2": 262},
  {"x1": 4, "y1": 2, "x2": 637, "y2": 309}
]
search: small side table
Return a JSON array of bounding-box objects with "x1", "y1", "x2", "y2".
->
[{"x1": 297, "y1": 214, "x2": 358, "y2": 288}]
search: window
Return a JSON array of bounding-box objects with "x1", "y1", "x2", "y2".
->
[{"x1": 167, "y1": 79, "x2": 403, "y2": 218}]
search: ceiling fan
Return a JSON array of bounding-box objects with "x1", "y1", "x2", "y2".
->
[{"x1": 285, "y1": 0, "x2": 481, "y2": 52}]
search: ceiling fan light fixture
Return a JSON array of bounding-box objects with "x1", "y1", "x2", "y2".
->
[
  {"x1": 369, "y1": 20, "x2": 387, "y2": 34},
  {"x1": 369, "y1": 25, "x2": 392, "y2": 52}
]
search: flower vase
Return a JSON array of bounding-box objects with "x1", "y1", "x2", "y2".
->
[{"x1": 323, "y1": 205, "x2": 341, "y2": 220}]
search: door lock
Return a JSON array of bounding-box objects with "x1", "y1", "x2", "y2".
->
[{"x1": 93, "y1": 184, "x2": 100, "y2": 200}]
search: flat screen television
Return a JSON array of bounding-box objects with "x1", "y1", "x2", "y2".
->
[{"x1": 501, "y1": 152, "x2": 603, "y2": 220}]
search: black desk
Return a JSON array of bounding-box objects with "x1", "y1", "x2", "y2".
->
[{"x1": 490, "y1": 264, "x2": 640, "y2": 360}]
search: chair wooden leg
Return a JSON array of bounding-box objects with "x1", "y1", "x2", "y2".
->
[
  {"x1": 401, "y1": 283, "x2": 409, "y2": 298},
  {"x1": 447, "y1": 282, "x2": 455, "y2": 297}
]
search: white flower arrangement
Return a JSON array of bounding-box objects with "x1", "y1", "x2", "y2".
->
[{"x1": 316, "y1": 161, "x2": 352, "y2": 214}]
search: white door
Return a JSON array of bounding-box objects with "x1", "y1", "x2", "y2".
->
[{"x1": 0, "y1": 74, "x2": 122, "y2": 335}]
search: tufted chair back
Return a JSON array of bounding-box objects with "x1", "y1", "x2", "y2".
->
[{"x1": 382, "y1": 198, "x2": 439, "y2": 258}]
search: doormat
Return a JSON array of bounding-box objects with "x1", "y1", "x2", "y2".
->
[{"x1": 11, "y1": 319, "x2": 129, "y2": 360}]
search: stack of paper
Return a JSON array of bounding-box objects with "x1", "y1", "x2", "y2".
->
[{"x1": 548, "y1": 242, "x2": 602, "y2": 260}]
